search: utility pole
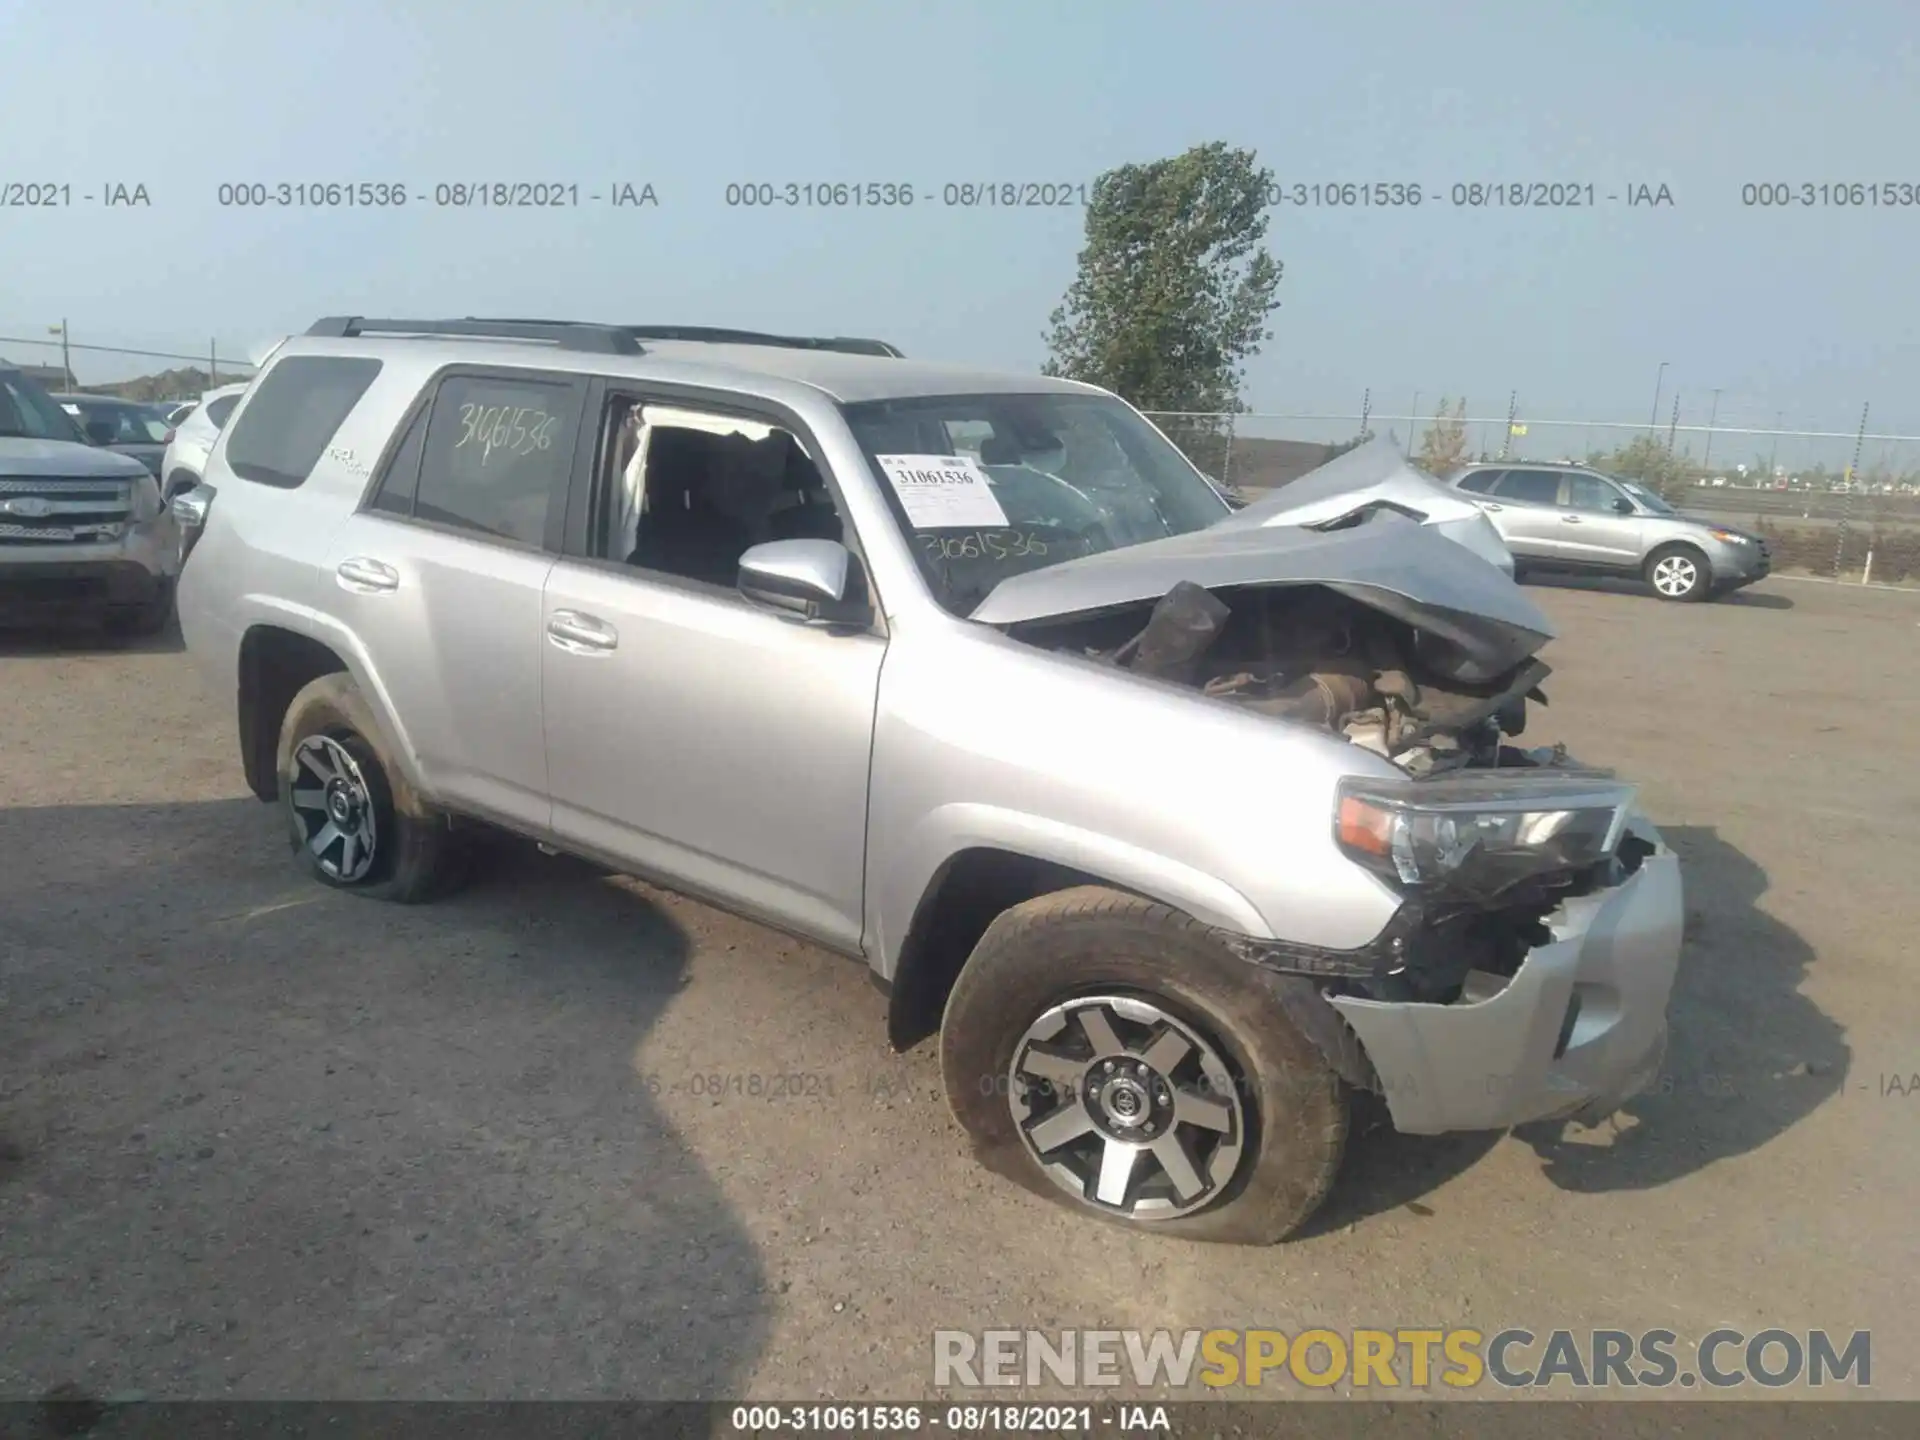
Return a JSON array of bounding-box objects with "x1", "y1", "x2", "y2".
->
[
  {"x1": 1407, "y1": 390, "x2": 1420, "y2": 458},
  {"x1": 1666, "y1": 394, "x2": 1680, "y2": 453},
  {"x1": 1500, "y1": 390, "x2": 1518, "y2": 459},
  {"x1": 1649, "y1": 361, "x2": 1669, "y2": 433},
  {"x1": 1833, "y1": 402, "x2": 1869, "y2": 578},
  {"x1": 48, "y1": 321, "x2": 72, "y2": 388},
  {"x1": 1701, "y1": 388, "x2": 1722, "y2": 469},
  {"x1": 1768, "y1": 409, "x2": 1782, "y2": 477},
  {"x1": 1359, "y1": 387, "x2": 1371, "y2": 440}
]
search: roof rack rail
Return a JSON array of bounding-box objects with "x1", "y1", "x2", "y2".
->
[
  {"x1": 617, "y1": 326, "x2": 903, "y2": 358},
  {"x1": 304, "y1": 317, "x2": 643, "y2": 354}
]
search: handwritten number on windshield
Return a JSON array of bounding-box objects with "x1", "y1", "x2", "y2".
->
[
  {"x1": 454, "y1": 402, "x2": 558, "y2": 465},
  {"x1": 919, "y1": 529, "x2": 1049, "y2": 561}
]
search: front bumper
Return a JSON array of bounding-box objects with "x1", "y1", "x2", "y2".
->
[
  {"x1": 1322, "y1": 816, "x2": 1683, "y2": 1134},
  {"x1": 0, "y1": 524, "x2": 178, "y2": 620},
  {"x1": 1709, "y1": 538, "x2": 1771, "y2": 585}
]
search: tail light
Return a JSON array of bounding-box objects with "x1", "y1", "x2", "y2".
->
[{"x1": 163, "y1": 428, "x2": 176, "y2": 444}]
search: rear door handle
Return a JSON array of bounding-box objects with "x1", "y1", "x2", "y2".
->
[
  {"x1": 1561, "y1": 514, "x2": 1582, "y2": 524},
  {"x1": 547, "y1": 609, "x2": 618, "y2": 653},
  {"x1": 336, "y1": 557, "x2": 399, "y2": 593}
]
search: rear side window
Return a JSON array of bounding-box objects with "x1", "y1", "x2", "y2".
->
[
  {"x1": 1493, "y1": 470, "x2": 1562, "y2": 504},
  {"x1": 1455, "y1": 469, "x2": 1501, "y2": 494},
  {"x1": 205, "y1": 394, "x2": 241, "y2": 429},
  {"x1": 409, "y1": 372, "x2": 581, "y2": 548},
  {"x1": 223, "y1": 356, "x2": 383, "y2": 489}
]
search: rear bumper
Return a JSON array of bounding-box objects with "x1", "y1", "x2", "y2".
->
[{"x1": 1323, "y1": 816, "x2": 1684, "y2": 1134}]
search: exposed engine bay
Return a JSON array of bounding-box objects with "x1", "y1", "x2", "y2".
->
[{"x1": 1005, "y1": 578, "x2": 1559, "y2": 778}]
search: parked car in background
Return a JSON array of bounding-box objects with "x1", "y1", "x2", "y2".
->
[
  {"x1": 160, "y1": 381, "x2": 249, "y2": 498},
  {"x1": 0, "y1": 364, "x2": 178, "y2": 635},
  {"x1": 52, "y1": 392, "x2": 171, "y2": 479},
  {"x1": 1444, "y1": 460, "x2": 1771, "y2": 602}
]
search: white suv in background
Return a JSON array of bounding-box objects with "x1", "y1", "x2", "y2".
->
[{"x1": 160, "y1": 382, "x2": 251, "y2": 500}]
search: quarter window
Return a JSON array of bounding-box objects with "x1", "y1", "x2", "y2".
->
[{"x1": 223, "y1": 356, "x2": 383, "y2": 489}]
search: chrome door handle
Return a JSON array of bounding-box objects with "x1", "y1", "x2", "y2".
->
[
  {"x1": 547, "y1": 609, "x2": 618, "y2": 653},
  {"x1": 336, "y1": 557, "x2": 399, "y2": 593},
  {"x1": 1479, "y1": 502, "x2": 1504, "y2": 512},
  {"x1": 1561, "y1": 515, "x2": 1582, "y2": 524}
]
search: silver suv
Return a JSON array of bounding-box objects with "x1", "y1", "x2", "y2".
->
[
  {"x1": 1446, "y1": 461, "x2": 1771, "y2": 602},
  {"x1": 0, "y1": 363, "x2": 178, "y2": 636},
  {"x1": 176, "y1": 318, "x2": 1684, "y2": 1243}
]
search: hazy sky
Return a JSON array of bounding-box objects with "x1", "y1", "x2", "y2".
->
[{"x1": 3, "y1": 0, "x2": 1916, "y2": 447}]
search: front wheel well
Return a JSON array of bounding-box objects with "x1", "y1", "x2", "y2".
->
[
  {"x1": 886, "y1": 848, "x2": 1111, "y2": 1052},
  {"x1": 237, "y1": 626, "x2": 348, "y2": 801}
]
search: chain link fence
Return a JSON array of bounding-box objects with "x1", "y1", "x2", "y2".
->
[{"x1": 1143, "y1": 407, "x2": 1920, "y2": 586}]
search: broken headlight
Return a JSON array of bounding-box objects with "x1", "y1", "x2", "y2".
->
[{"x1": 1335, "y1": 771, "x2": 1635, "y2": 901}]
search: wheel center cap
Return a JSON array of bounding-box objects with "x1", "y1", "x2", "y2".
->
[
  {"x1": 1097, "y1": 1073, "x2": 1153, "y2": 1129},
  {"x1": 326, "y1": 781, "x2": 357, "y2": 825}
]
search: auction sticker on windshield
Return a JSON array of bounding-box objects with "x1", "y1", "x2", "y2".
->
[{"x1": 876, "y1": 453, "x2": 1010, "y2": 529}]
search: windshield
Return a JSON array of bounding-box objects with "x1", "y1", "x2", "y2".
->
[
  {"x1": 71, "y1": 398, "x2": 170, "y2": 444},
  {"x1": 841, "y1": 391, "x2": 1229, "y2": 614},
  {"x1": 1615, "y1": 476, "x2": 1677, "y2": 515},
  {"x1": 0, "y1": 372, "x2": 85, "y2": 441}
]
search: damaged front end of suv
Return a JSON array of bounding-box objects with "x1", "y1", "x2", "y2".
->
[{"x1": 971, "y1": 510, "x2": 1684, "y2": 1136}]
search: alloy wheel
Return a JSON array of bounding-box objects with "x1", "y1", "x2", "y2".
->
[
  {"x1": 1007, "y1": 994, "x2": 1246, "y2": 1221},
  {"x1": 1651, "y1": 554, "x2": 1700, "y2": 597},
  {"x1": 288, "y1": 734, "x2": 379, "y2": 882}
]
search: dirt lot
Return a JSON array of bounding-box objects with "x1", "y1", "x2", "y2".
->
[{"x1": 2, "y1": 575, "x2": 1915, "y2": 1403}]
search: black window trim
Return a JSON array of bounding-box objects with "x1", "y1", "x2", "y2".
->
[
  {"x1": 224, "y1": 354, "x2": 386, "y2": 491},
  {"x1": 1455, "y1": 468, "x2": 1504, "y2": 494},
  {"x1": 357, "y1": 362, "x2": 591, "y2": 556},
  {"x1": 553, "y1": 377, "x2": 887, "y2": 632}
]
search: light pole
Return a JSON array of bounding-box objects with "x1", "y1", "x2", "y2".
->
[
  {"x1": 47, "y1": 321, "x2": 72, "y2": 388},
  {"x1": 1648, "y1": 361, "x2": 1669, "y2": 434},
  {"x1": 1407, "y1": 389, "x2": 1420, "y2": 457}
]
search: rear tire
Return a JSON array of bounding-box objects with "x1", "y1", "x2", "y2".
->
[
  {"x1": 940, "y1": 886, "x2": 1348, "y2": 1244},
  {"x1": 1645, "y1": 545, "x2": 1711, "y2": 602},
  {"x1": 275, "y1": 673, "x2": 467, "y2": 903}
]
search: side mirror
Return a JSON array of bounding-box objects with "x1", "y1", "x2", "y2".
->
[
  {"x1": 84, "y1": 419, "x2": 117, "y2": 445},
  {"x1": 737, "y1": 539, "x2": 870, "y2": 626},
  {"x1": 1613, "y1": 497, "x2": 1635, "y2": 514}
]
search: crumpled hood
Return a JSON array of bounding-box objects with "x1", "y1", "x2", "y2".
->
[
  {"x1": 0, "y1": 437, "x2": 151, "y2": 480},
  {"x1": 971, "y1": 506, "x2": 1557, "y2": 683},
  {"x1": 1218, "y1": 436, "x2": 1514, "y2": 573}
]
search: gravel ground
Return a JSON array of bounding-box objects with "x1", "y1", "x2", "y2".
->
[{"x1": 2, "y1": 575, "x2": 1915, "y2": 1404}]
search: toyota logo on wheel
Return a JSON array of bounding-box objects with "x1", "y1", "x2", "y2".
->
[{"x1": 0, "y1": 496, "x2": 55, "y2": 518}]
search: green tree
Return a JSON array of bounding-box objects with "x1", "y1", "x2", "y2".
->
[
  {"x1": 1043, "y1": 142, "x2": 1282, "y2": 475},
  {"x1": 1416, "y1": 397, "x2": 1469, "y2": 475}
]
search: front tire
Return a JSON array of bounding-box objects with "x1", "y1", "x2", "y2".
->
[
  {"x1": 1645, "y1": 545, "x2": 1711, "y2": 602},
  {"x1": 940, "y1": 886, "x2": 1348, "y2": 1244},
  {"x1": 275, "y1": 673, "x2": 466, "y2": 903}
]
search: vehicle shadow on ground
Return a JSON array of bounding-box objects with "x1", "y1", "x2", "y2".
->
[
  {"x1": 1299, "y1": 824, "x2": 1842, "y2": 1230},
  {"x1": 1518, "y1": 572, "x2": 1795, "y2": 610},
  {"x1": 1513, "y1": 823, "x2": 1846, "y2": 1191},
  {"x1": 0, "y1": 797, "x2": 768, "y2": 1400},
  {"x1": 0, "y1": 613, "x2": 185, "y2": 655}
]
